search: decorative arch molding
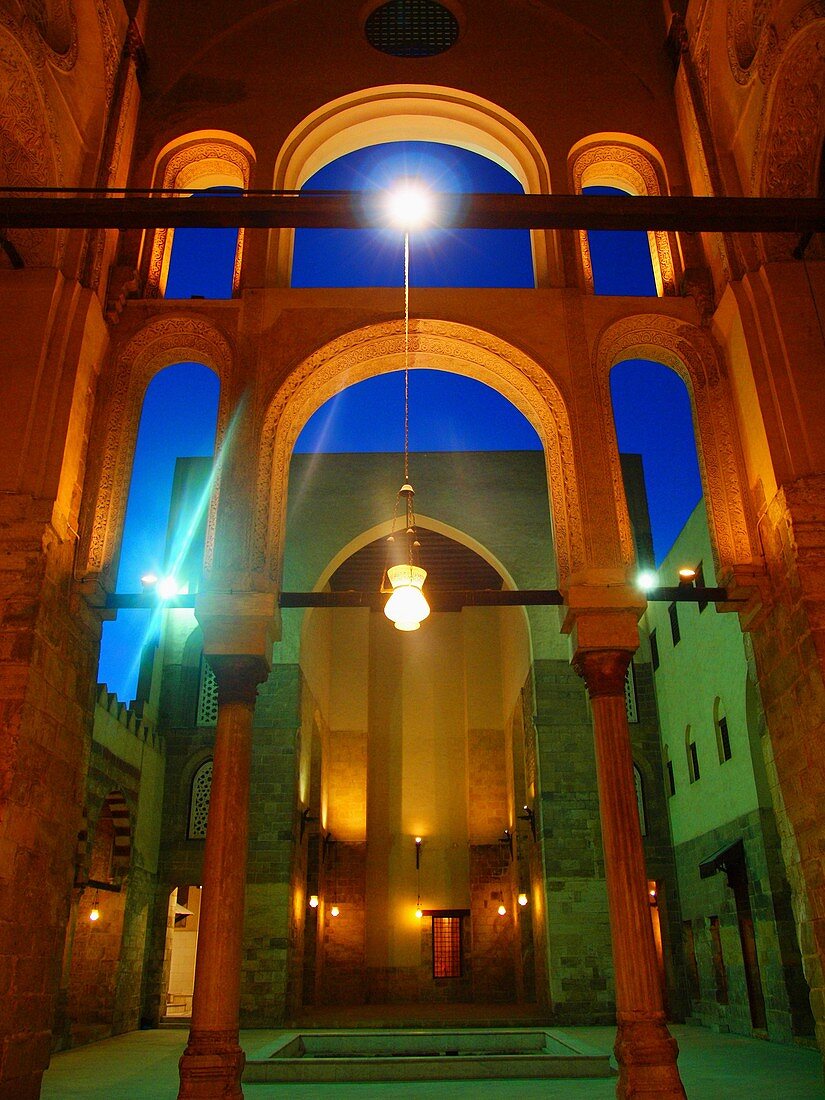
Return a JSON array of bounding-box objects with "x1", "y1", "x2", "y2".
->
[
  {"x1": 101, "y1": 790, "x2": 132, "y2": 879},
  {"x1": 752, "y1": 10, "x2": 825, "y2": 260},
  {"x1": 23, "y1": 0, "x2": 77, "y2": 67},
  {"x1": 253, "y1": 319, "x2": 584, "y2": 587},
  {"x1": 144, "y1": 130, "x2": 256, "y2": 296},
  {"x1": 269, "y1": 84, "x2": 558, "y2": 286},
  {"x1": 81, "y1": 314, "x2": 234, "y2": 579},
  {"x1": 726, "y1": 0, "x2": 772, "y2": 84},
  {"x1": 0, "y1": 20, "x2": 63, "y2": 267},
  {"x1": 594, "y1": 313, "x2": 758, "y2": 576},
  {"x1": 568, "y1": 134, "x2": 680, "y2": 296}
]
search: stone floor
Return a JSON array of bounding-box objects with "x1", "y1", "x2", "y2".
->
[{"x1": 41, "y1": 1024, "x2": 824, "y2": 1099}]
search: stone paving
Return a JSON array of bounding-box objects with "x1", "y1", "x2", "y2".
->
[{"x1": 42, "y1": 1025, "x2": 824, "y2": 1099}]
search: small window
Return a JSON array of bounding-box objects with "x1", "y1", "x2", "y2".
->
[
  {"x1": 718, "y1": 715, "x2": 732, "y2": 762},
  {"x1": 669, "y1": 602, "x2": 681, "y2": 646},
  {"x1": 666, "y1": 759, "x2": 676, "y2": 797},
  {"x1": 696, "y1": 562, "x2": 708, "y2": 613},
  {"x1": 634, "y1": 764, "x2": 647, "y2": 836},
  {"x1": 650, "y1": 628, "x2": 659, "y2": 671},
  {"x1": 432, "y1": 915, "x2": 462, "y2": 978},
  {"x1": 197, "y1": 657, "x2": 219, "y2": 727},
  {"x1": 188, "y1": 759, "x2": 213, "y2": 839},
  {"x1": 625, "y1": 662, "x2": 638, "y2": 723},
  {"x1": 688, "y1": 740, "x2": 700, "y2": 783}
]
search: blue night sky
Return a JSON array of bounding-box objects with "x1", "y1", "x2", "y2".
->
[{"x1": 98, "y1": 142, "x2": 701, "y2": 701}]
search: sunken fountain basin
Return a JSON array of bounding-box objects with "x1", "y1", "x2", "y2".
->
[{"x1": 243, "y1": 1028, "x2": 615, "y2": 1083}]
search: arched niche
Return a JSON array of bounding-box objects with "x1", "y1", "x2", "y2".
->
[
  {"x1": 142, "y1": 130, "x2": 256, "y2": 296},
  {"x1": 269, "y1": 84, "x2": 558, "y2": 287},
  {"x1": 594, "y1": 313, "x2": 759, "y2": 579},
  {"x1": 253, "y1": 319, "x2": 585, "y2": 591},
  {"x1": 568, "y1": 133, "x2": 680, "y2": 296},
  {"x1": 79, "y1": 314, "x2": 234, "y2": 582},
  {"x1": 753, "y1": 17, "x2": 825, "y2": 261}
]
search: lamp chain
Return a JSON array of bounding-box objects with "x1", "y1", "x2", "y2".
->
[{"x1": 404, "y1": 230, "x2": 410, "y2": 483}]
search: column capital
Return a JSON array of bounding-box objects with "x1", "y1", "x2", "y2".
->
[
  {"x1": 207, "y1": 654, "x2": 269, "y2": 706},
  {"x1": 573, "y1": 648, "x2": 633, "y2": 697}
]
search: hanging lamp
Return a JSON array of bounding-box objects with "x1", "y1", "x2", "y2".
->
[{"x1": 383, "y1": 231, "x2": 430, "y2": 632}]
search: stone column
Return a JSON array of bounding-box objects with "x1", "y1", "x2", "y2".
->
[
  {"x1": 177, "y1": 653, "x2": 268, "y2": 1100},
  {"x1": 574, "y1": 646, "x2": 685, "y2": 1099}
]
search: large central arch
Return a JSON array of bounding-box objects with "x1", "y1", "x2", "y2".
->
[
  {"x1": 269, "y1": 84, "x2": 559, "y2": 287},
  {"x1": 253, "y1": 318, "x2": 584, "y2": 588}
]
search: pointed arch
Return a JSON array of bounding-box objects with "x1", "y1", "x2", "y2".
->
[
  {"x1": 594, "y1": 313, "x2": 759, "y2": 577},
  {"x1": 80, "y1": 314, "x2": 234, "y2": 579},
  {"x1": 568, "y1": 133, "x2": 680, "y2": 296},
  {"x1": 269, "y1": 84, "x2": 558, "y2": 286},
  {"x1": 142, "y1": 130, "x2": 256, "y2": 296},
  {"x1": 253, "y1": 319, "x2": 584, "y2": 588}
]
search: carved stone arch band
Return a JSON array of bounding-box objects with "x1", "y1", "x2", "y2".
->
[
  {"x1": 569, "y1": 139, "x2": 679, "y2": 297},
  {"x1": 81, "y1": 315, "x2": 235, "y2": 580},
  {"x1": 593, "y1": 313, "x2": 759, "y2": 577},
  {"x1": 145, "y1": 134, "x2": 256, "y2": 297},
  {"x1": 252, "y1": 319, "x2": 585, "y2": 588}
]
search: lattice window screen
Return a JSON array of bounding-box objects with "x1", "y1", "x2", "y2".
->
[
  {"x1": 188, "y1": 760, "x2": 213, "y2": 839},
  {"x1": 625, "y1": 662, "x2": 638, "y2": 724},
  {"x1": 432, "y1": 916, "x2": 462, "y2": 978},
  {"x1": 197, "y1": 658, "x2": 218, "y2": 727},
  {"x1": 634, "y1": 764, "x2": 647, "y2": 837}
]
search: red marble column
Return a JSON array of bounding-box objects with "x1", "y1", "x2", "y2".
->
[
  {"x1": 574, "y1": 649, "x2": 686, "y2": 1099},
  {"x1": 178, "y1": 655, "x2": 268, "y2": 1100}
]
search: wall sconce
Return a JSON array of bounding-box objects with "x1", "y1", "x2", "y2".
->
[
  {"x1": 89, "y1": 890, "x2": 100, "y2": 922},
  {"x1": 300, "y1": 806, "x2": 317, "y2": 841},
  {"x1": 308, "y1": 894, "x2": 319, "y2": 909},
  {"x1": 497, "y1": 903, "x2": 507, "y2": 916},
  {"x1": 499, "y1": 828, "x2": 513, "y2": 860},
  {"x1": 518, "y1": 805, "x2": 537, "y2": 841},
  {"x1": 678, "y1": 566, "x2": 697, "y2": 586},
  {"x1": 517, "y1": 892, "x2": 529, "y2": 907},
  {"x1": 330, "y1": 904, "x2": 340, "y2": 918},
  {"x1": 323, "y1": 831, "x2": 335, "y2": 863},
  {"x1": 415, "y1": 836, "x2": 423, "y2": 917}
]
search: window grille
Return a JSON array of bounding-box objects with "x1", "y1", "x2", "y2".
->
[
  {"x1": 718, "y1": 715, "x2": 732, "y2": 762},
  {"x1": 188, "y1": 760, "x2": 213, "y2": 839},
  {"x1": 669, "y1": 602, "x2": 681, "y2": 646},
  {"x1": 432, "y1": 915, "x2": 462, "y2": 978},
  {"x1": 634, "y1": 764, "x2": 647, "y2": 836},
  {"x1": 625, "y1": 662, "x2": 638, "y2": 723},
  {"x1": 688, "y1": 740, "x2": 700, "y2": 783},
  {"x1": 365, "y1": 0, "x2": 459, "y2": 58},
  {"x1": 197, "y1": 658, "x2": 219, "y2": 726}
]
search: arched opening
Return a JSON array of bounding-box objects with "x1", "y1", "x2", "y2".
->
[
  {"x1": 291, "y1": 141, "x2": 534, "y2": 288},
  {"x1": 96, "y1": 362, "x2": 219, "y2": 703},
  {"x1": 269, "y1": 85, "x2": 558, "y2": 286}
]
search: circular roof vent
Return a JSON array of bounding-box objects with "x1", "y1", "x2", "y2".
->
[{"x1": 365, "y1": 0, "x2": 459, "y2": 58}]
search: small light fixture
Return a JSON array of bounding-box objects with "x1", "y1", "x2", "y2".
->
[
  {"x1": 308, "y1": 894, "x2": 319, "y2": 909},
  {"x1": 381, "y1": 231, "x2": 430, "y2": 632},
  {"x1": 497, "y1": 904, "x2": 507, "y2": 917},
  {"x1": 517, "y1": 892, "x2": 528, "y2": 907},
  {"x1": 415, "y1": 906, "x2": 423, "y2": 920},
  {"x1": 140, "y1": 572, "x2": 158, "y2": 590},
  {"x1": 89, "y1": 890, "x2": 100, "y2": 922},
  {"x1": 414, "y1": 836, "x2": 423, "y2": 919},
  {"x1": 385, "y1": 179, "x2": 434, "y2": 231},
  {"x1": 330, "y1": 904, "x2": 340, "y2": 918},
  {"x1": 637, "y1": 570, "x2": 658, "y2": 593},
  {"x1": 499, "y1": 828, "x2": 513, "y2": 860},
  {"x1": 678, "y1": 566, "x2": 697, "y2": 586},
  {"x1": 518, "y1": 805, "x2": 537, "y2": 841},
  {"x1": 156, "y1": 575, "x2": 180, "y2": 600}
]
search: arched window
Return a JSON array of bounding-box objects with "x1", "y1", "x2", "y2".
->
[
  {"x1": 197, "y1": 657, "x2": 219, "y2": 727},
  {"x1": 188, "y1": 760, "x2": 213, "y2": 839},
  {"x1": 714, "y1": 698, "x2": 732, "y2": 763},
  {"x1": 569, "y1": 137, "x2": 679, "y2": 296},
  {"x1": 634, "y1": 764, "x2": 647, "y2": 836},
  {"x1": 143, "y1": 132, "x2": 255, "y2": 297},
  {"x1": 686, "y1": 725, "x2": 700, "y2": 784},
  {"x1": 663, "y1": 745, "x2": 675, "y2": 797}
]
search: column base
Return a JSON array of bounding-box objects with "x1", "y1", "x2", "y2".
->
[
  {"x1": 178, "y1": 1029, "x2": 245, "y2": 1099},
  {"x1": 614, "y1": 1017, "x2": 686, "y2": 1098}
]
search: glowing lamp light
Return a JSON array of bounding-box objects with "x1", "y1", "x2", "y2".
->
[
  {"x1": 156, "y1": 576, "x2": 180, "y2": 600},
  {"x1": 386, "y1": 180, "x2": 434, "y2": 230},
  {"x1": 517, "y1": 893, "x2": 528, "y2": 907},
  {"x1": 415, "y1": 906, "x2": 423, "y2": 920},
  {"x1": 308, "y1": 894, "x2": 319, "y2": 909},
  {"x1": 140, "y1": 572, "x2": 158, "y2": 589},
  {"x1": 89, "y1": 906, "x2": 100, "y2": 922},
  {"x1": 678, "y1": 566, "x2": 697, "y2": 585},
  {"x1": 330, "y1": 905, "x2": 340, "y2": 918},
  {"x1": 384, "y1": 564, "x2": 430, "y2": 631},
  {"x1": 497, "y1": 904, "x2": 507, "y2": 917},
  {"x1": 636, "y1": 570, "x2": 658, "y2": 593}
]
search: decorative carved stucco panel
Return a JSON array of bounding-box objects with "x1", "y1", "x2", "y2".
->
[{"x1": 252, "y1": 320, "x2": 585, "y2": 589}]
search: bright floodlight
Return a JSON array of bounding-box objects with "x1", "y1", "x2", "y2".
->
[
  {"x1": 637, "y1": 570, "x2": 658, "y2": 593},
  {"x1": 156, "y1": 576, "x2": 180, "y2": 600},
  {"x1": 140, "y1": 572, "x2": 158, "y2": 588},
  {"x1": 386, "y1": 180, "x2": 433, "y2": 230}
]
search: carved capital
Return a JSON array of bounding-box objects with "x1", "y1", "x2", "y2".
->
[
  {"x1": 573, "y1": 649, "x2": 634, "y2": 698},
  {"x1": 206, "y1": 655, "x2": 269, "y2": 707}
]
